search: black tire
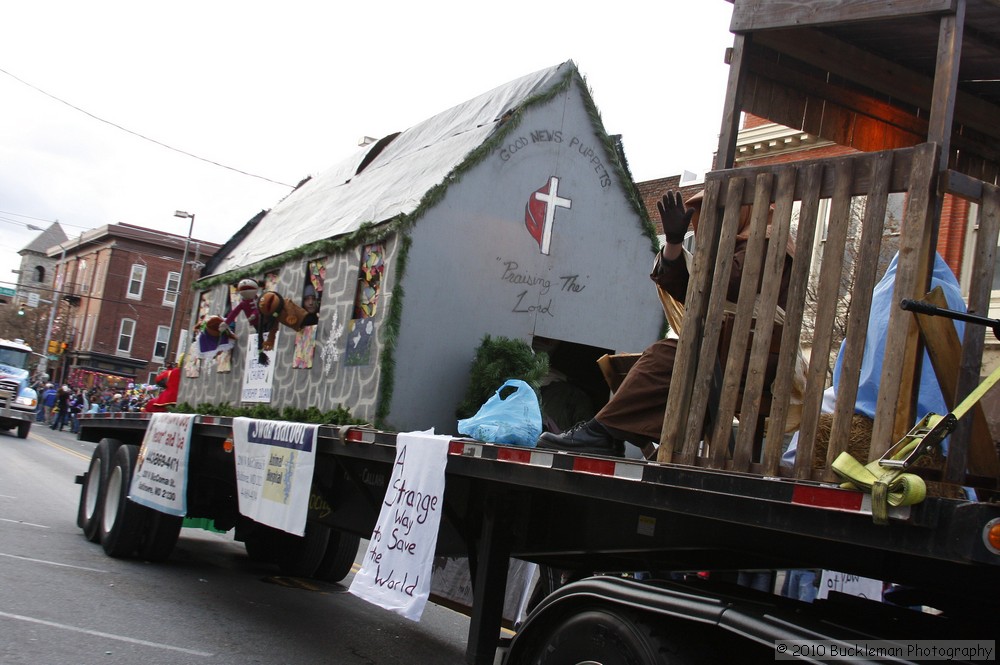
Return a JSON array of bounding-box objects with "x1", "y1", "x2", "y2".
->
[
  {"x1": 276, "y1": 523, "x2": 331, "y2": 578},
  {"x1": 313, "y1": 530, "x2": 361, "y2": 582},
  {"x1": 100, "y1": 444, "x2": 144, "y2": 558},
  {"x1": 77, "y1": 438, "x2": 118, "y2": 542},
  {"x1": 16, "y1": 421, "x2": 30, "y2": 439},
  {"x1": 137, "y1": 509, "x2": 183, "y2": 562},
  {"x1": 531, "y1": 606, "x2": 671, "y2": 665}
]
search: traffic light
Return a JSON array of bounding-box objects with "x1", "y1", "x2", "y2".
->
[
  {"x1": 60, "y1": 342, "x2": 68, "y2": 353},
  {"x1": 48, "y1": 340, "x2": 59, "y2": 354}
]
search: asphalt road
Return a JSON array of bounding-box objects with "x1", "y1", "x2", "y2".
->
[{"x1": 0, "y1": 423, "x2": 476, "y2": 665}]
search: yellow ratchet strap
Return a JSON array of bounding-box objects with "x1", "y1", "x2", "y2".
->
[{"x1": 832, "y1": 440, "x2": 927, "y2": 526}]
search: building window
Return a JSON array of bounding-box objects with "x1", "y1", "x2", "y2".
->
[
  {"x1": 117, "y1": 319, "x2": 136, "y2": 355},
  {"x1": 153, "y1": 325, "x2": 170, "y2": 360},
  {"x1": 163, "y1": 271, "x2": 181, "y2": 306},
  {"x1": 127, "y1": 264, "x2": 146, "y2": 300},
  {"x1": 34, "y1": 266, "x2": 45, "y2": 282}
]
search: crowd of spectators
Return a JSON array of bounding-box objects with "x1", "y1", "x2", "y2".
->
[{"x1": 32, "y1": 381, "x2": 161, "y2": 433}]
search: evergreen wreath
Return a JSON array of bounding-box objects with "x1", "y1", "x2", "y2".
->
[{"x1": 455, "y1": 335, "x2": 549, "y2": 420}]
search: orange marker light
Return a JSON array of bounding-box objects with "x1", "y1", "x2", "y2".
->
[
  {"x1": 223, "y1": 438, "x2": 234, "y2": 453},
  {"x1": 985, "y1": 518, "x2": 1000, "y2": 555}
]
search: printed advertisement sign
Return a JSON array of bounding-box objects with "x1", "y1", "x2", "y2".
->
[
  {"x1": 128, "y1": 413, "x2": 195, "y2": 516},
  {"x1": 231, "y1": 417, "x2": 318, "y2": 536}
]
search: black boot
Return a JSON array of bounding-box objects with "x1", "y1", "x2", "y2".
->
[{"x1": 536, "y1": 420, "x2": 624, "y2": 457}]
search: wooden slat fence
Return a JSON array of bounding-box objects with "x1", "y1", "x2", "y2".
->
[{"x1": 657, "y1": 142, "x2": 1000, "y2": 487}]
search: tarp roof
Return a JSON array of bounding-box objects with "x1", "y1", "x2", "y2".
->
[{"x1": 207, "y1": 61, "x2": 576, "y2": 278}]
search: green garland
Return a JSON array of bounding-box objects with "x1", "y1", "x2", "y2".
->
[{"x1": 172, "y1": 401, "x2": 365, "y2": 425}]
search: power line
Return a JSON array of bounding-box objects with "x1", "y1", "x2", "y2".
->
[
  {"x1": 0, "y1": 210, "x2": 59, "y2": 224},
  {"x1": 0, "y1": 66, "x2": 296, "y2": 189}
]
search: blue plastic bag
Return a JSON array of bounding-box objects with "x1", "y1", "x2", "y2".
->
[{"x1": 457, "y1": 379, "x2": 541, "y2": 447}]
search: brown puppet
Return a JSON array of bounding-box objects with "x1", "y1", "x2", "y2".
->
[{"x1": 256, "y1": 291, "x2": 316, "y2": 363}]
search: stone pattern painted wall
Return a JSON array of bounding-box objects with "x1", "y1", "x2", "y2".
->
[{"x1": 176, "y1": 234, "x2": 398, "y2": 425}]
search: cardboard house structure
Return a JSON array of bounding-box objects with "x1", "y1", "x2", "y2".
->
[{"x1": 179, "y1": 61, "x2": 664, "y2": 434}]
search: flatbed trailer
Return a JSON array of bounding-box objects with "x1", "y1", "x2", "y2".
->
[
  {"x1": 74, "y1": 412, "x2": 1000, "y2": 664},
  {"x1": 73, "y1": 1, "x2": 1000, "y2": 662}
]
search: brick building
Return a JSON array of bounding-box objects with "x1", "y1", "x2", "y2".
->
[{"x1": 48, "y1": 223, "x2": 220, "y2": 389}]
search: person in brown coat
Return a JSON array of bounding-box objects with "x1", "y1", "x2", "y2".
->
[{"x1": 537, "y1": 190, "x2": 794, "y2": 457}]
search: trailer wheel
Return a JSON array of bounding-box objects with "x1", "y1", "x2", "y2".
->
[
  {"x1": 16, "y1": 421, "x2": 30, "y2": 439},
  {"x1": 77, "y1": 438, "x2": 118, "y2": 542},
  {"x1": 313, "y1": 530, "x2": 360, "y2": 582},
  {"x1": 531, "y1": 605, "x2": 671, "y2": 665},
  {"x1": 277, "y1": 523, "x2": 331, "y2": 578},
  {"x1": 137, "y1": 509, "x2": 183, "y2": 562},
  {"x1": 100, "y1": 444, "x2": 144, "y2": 558}
]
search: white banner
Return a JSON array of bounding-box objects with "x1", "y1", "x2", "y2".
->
[
  {"x1": 818, "y1": 570, "x2": 883, "y2": 602},
  {"x1": 350, "y1": 431, "x2": 450, "y2": 621},
  {"x1": 129, "y1": 413, "x2": 195, "y2": 516},
  {"x1": 231, "y1": 417, "x2": 318, "y2": 536},
  {"x1": 241, "y1": 332, "x2": 276, "y2": 403}
]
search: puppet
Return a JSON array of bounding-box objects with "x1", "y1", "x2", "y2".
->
[
  {"x1": 144, "y1": 362, "x2": 181, "y2": 413},
  {"x1": 233, "y1": 290, "x2": 311, "y2": 366},
  {"x1": 194, "y1": 314, "x2": 235, "y2": 359},
  {"x1": 224, "y1": 278, "x2": 262, "y2": 331}
]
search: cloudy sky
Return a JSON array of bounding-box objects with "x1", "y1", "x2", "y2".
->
[{"x1": 1, "y1": 1, "x2": 735, "y2": 286}]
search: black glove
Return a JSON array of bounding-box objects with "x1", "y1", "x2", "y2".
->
[{"x1": 657, "y1": 191, "x2": 694, "y2": 245}]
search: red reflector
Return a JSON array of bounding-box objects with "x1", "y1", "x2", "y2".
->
[
  {"x1": 497, "y1": 447, "x2": 532, "y2": 464},
  {"x1": 448, "y1": 440, "x2": 467, "y2": 455},
  {"x1": 573, "y1": 457, "x2": 617, "y2": 476},
  {"x1": 345, "y1": 429, "x2": 365, "y2": 442},
  {"x1": 792, "y1": 485, "x2": 864, "y2": 511}
]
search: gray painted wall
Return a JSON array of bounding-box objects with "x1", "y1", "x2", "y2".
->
[
  {"x1": 176, "y1": 235, "x2": 399, "y2": 424},
  {"x1": 389, "y1": 79, "x2": 663, "y2": 434}
]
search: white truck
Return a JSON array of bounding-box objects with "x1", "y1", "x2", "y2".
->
[{"x1": 0, "y1": 338, "x2": 38, "y2": 439}]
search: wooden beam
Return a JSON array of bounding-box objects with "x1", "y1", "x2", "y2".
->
[
  {"x1": 708, "y1": 146, "x2": 915, "y2": 201},
  {"x1": 927, "y1": 0, "x2": 966, "y2": 170},
  {"x1": 940, "y1": 169, "x2": 985, "y2": 202},
  {"x1": 717, "y1": 34, "x2": 751, "y2": 170},
  {"x1": 731, "y1": 0, "x2": 957, "y2": 32},
  {"x1": 869, "y1": 143, "x2": 941, "y2": 457},
  {"x1": 754, "y1": 28, "x2": 999, "y2": 143}
]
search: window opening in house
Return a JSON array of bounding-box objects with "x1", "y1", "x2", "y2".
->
[
  {"x1": 164, "y1": 271, "x2": 181, "y2": 307},
  {"x1": 127, "y1": 264, "x2": 146, "y2": 299},
  {"x1": 352, "y1": 244, "x2": 384, "y2": 319},
  {"x1": 34, "y1": 266, "x2": 45, "y2": 282},
  {"x1": 302, "y1": 259, "x2": 325, "y2": 326},
  {"x1": 293, "y1": 259, "x2": 325, "y2": 369},
  {"x1": 153, "y1": 325, "x2": 169, "y2": 360},
  {"x1": 117, "y1": 318, "x2": 136, "y2": 354}
]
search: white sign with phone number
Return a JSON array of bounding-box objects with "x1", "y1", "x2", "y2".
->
[{"x1": 128, "y1": 412, "x2": 195, "y2": 516}]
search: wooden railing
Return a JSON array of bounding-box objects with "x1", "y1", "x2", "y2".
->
[{"x1": 657, "y1": 142, "x2": 1000, "y2": 488}]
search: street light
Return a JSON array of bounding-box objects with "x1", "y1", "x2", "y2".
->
[
  {"x1": 164, "y1": 211, "x2": 194, "y2": 366},
  {"x1": 38, "y1": 242, "x2": 67, "y2": 379}
]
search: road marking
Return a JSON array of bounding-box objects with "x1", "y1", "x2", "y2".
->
[
  {"x1": 29, "y1": 431, "x2": 91, "y2": 461},
  {"x1": 0, "y1": 518, "x2": 50, "y2": 528},
  {"x1": 0, "y1": 611, "x2": 215, "y2": 657},
  {"x1": 0, "y1": 551, "x2": 108, "y2": 573}
]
